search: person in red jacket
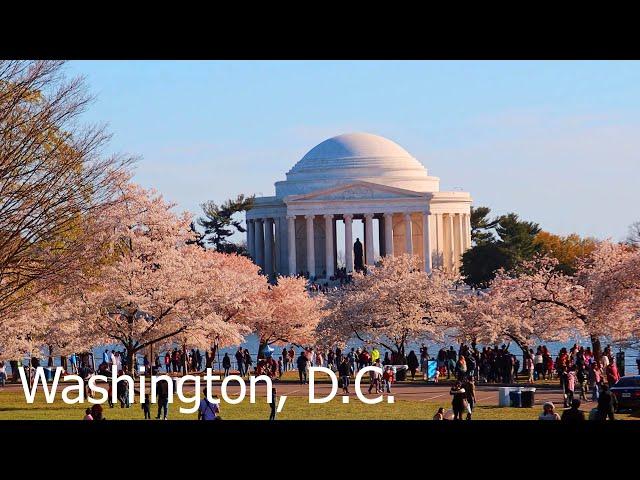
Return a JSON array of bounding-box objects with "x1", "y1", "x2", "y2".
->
[
  {"x1": 606, "y1": 361, "x2": 620, "y2": 386},
  {"x1": 383, "y1": 366, "x2": 395, "y2": 393}
]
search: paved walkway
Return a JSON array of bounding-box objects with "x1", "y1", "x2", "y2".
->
[{"x1": 2, "y1": 377, "x2": 582, "y2": 409}]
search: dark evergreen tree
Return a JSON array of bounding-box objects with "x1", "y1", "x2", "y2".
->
[
  {"x1": 197, "y1": 194, "x2": 254, "y2": 254},
  {"x1": 470, "y1": 206, "x2": 498, "y2": 246},
  {"x1": 460, "y1": 243, "x2": 515, "y2": 288},
  {"x1": 186, "y1": 221, "x2": 206, "y2": 249},
  {"x1": 461, "y1": 208, "x2": 541, "y2": 288},
  {"x1": 495, "y1": 213, "x2": 541, "y2": 262}
]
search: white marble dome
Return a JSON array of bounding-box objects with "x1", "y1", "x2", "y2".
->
[{"x1": 275, "y1": 132, "x2": 439, "y2": 197}]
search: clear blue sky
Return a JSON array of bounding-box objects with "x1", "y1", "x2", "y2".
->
[{"x1": 66, "y1": 61, "x2": 640, "y2": 241}]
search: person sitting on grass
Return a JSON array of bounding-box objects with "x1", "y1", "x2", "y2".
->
[
  {"x1": 83, "y1": 408, "x2": 93, "y2": 421},
  {"x1": 90, "y1": 404, "x2": 105, "y2": 421},
  {"x1": 198, "y1": 389, "x2": 220, "y2": 421},
  {"x1": 433, "y1": 407, "x2": 445, "y2": 420},
  {"x1": 538, "y1": 402, "x2": 560, "y2": 420},
  {"x1": 561, "y1": 399, "x2": 585, "y2": 421}
]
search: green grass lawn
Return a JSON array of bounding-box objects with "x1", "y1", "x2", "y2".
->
[{"x1": 1, "y1": 389, "x2": 637, "y2": 420}]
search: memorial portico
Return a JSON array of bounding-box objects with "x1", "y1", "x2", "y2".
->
[{"x1": 246, "y1": 132, "x2": 472, "y2": 279}]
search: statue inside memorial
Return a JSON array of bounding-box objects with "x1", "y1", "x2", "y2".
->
[{"x1": 354, "y1": 238, "x2": 365, "y2": 272}]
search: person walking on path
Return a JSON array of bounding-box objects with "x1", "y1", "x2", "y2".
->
[
  {"x1": 222, "y1": 353, "x2": 231, "y2": 377},
  {"x1": 243, "y1": 349, "x2": 253, "y2": 377},
  {"x1": 235, "y1": 348, "x2": 245, "y2": 377},
  {"x1": 282, "y1": 348, "x2": 289, "y2": 372},
  {"x1": 589, "y1": 362, "x2": 603, "y2": 401},
  {"x1": 164, "y1": 352, "x2": 171, "y2": 373},
  {"x1": 288, "y1": 347, "x2": 295, "y2": 371},
  {"x1": 449, "y1": 381, "x2": 467, "y2": 420},
  {"x1": 371, "y1": 347, "x2": 380, "y2": 365},
  {"x1": 338, "y1": 357, "x2": 350, "y2": 394},
  {"x1": 269, "y1": 387, "x2": 277, "y2": 420},
  {"x1": 368, "y1": 359, "x2": 383, "y2": 394},
  {"x1": 606, "y1": 360, "x2": 620, "y2": 386},
  {"x1": 446, "y1": 347, "x2": 457, "y2": 379},
  {"x1": 348, "y1": 348, "x2": 358, "y2": 375},
  {"x1": 597, "y1": 384, "x2": 617, "y2": 421},
  {"x1": 141, "y1": 396, "x2": 151, "y2": 419},
  {"x1": 407, "y1": 350, "x2": 419, "y2": 381},
  {"x1": 564, "y1": 368, "x2": 577, "y2": 408},
  {"x1": 297, "y1": 351, "x2": 309, "y2": 384},
  {"x1": 0, "y1": 361, "x2": 6, "y2": 387},
  {"x1": 155, "y1": 379, "x2": 170, "y2": 420},
  {"x1": 464, "y1": 378, "x2": 476, "y2": 420},
  {"x1": 383, "y1": 365, "x2": 394, "y2": 393}
]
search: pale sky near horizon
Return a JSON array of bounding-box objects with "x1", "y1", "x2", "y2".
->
[{"x1": 66, "y1": 60, "x2": 640, "y2": 242}]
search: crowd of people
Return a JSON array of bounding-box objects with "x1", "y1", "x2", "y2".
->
[
  {"x1": 430, "y1": 342, "x2": 634, "y2": 421},
  {"x1": 2, "y1": 338, "x2": 638, "y2": 422}
]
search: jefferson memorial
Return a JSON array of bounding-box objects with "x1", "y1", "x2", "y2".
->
[{"x1": 245, "y1": 133, "x2": 472, "y2": 278}]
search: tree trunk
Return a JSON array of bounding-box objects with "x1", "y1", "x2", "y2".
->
[
  {"x1": 257, "y1": 342, "x2": 267, "y2": 360},
  {"x1": 211, "y1": 343, "x2": 219, "y2": 371},
  {"x1": 126, "y1": 348, "x2": 136, "y2": 378},
  {"x1": 507, "y1": 335, "x2": 530, "y2": 374},
  {"x1": 182, "y1": 345, "x2": 187, "y2": 376},
  {"x1": 591, "y1": 335, "x2": 602, "y2": 363},
  {"x1": 60, "y1": 356, "x2": 68, "y2": 372}
]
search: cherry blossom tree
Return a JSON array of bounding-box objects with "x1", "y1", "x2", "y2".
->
[
  {"x1": 0, "y1": 202, "x2": 126, "y2": 367},
  {"x1": 318, "y1": 255, "x2": 457, "y2": 360},
  {"x1": 245, "y1": 276, "x2": 325, "y2": 357},
  {"x1": 80, "y1": 183, "x2": 252, "y2": 373},
  {"x1": 485, "y1": 241, "x2": 640, "y2": 360}
]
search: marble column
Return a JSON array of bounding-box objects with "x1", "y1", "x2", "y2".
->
[
  {"x1": 287, "y1": 215, "x2": 296, "y2": 276},
  {"x1": 378, "y1": 216, "x2": 386, "y2": 257},
  {"x1": 324, "y1": 214, "x2": 335, "y2": 278},
  {"x1": 247, "y1": 219, "x2": 255, "y2": 260},
  {"x1": 435, "y1": 213, "x2": 444, "y2": 268},
  {"x1": 455, "y1": 213, "x2": 464, "y2": 270},
  {"x1": 446, "y1": 214, "x2": 455, "y2": 271},
  {"x1": 404, "y1": 213, "x2": 413, "y2": 255},
  {"x1": 364, "y1": 213, "x2": 374, "y2": 266},
  {"x1": 254, "y1": 219, "x2": 264, "y2": 270},
  {"x1": 305, "y1": 215, "x2": 315, "y2": 278},
  {"x1": 344, "y1": 214, "x2": 354, "y2": 273},
  {"x1": 422, "y1": 212, "x2": 432, "y2": 273},
  {"x1": 264, "y1": 218, "x2": 274, "y2": 275},
  {"x1": 464, "y1": 213, "x2": 472, "y2": 250},
  {"x1": 274, "y1": 217, "x2": 281, "y2": 274},
  {"x1": 383, "y1": 212, "x2": 394, "y2": 257}
]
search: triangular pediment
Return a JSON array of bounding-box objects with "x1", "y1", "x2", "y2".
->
[{"x1": 284, "y1": 181, "x2": 427, "y2": 203}]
